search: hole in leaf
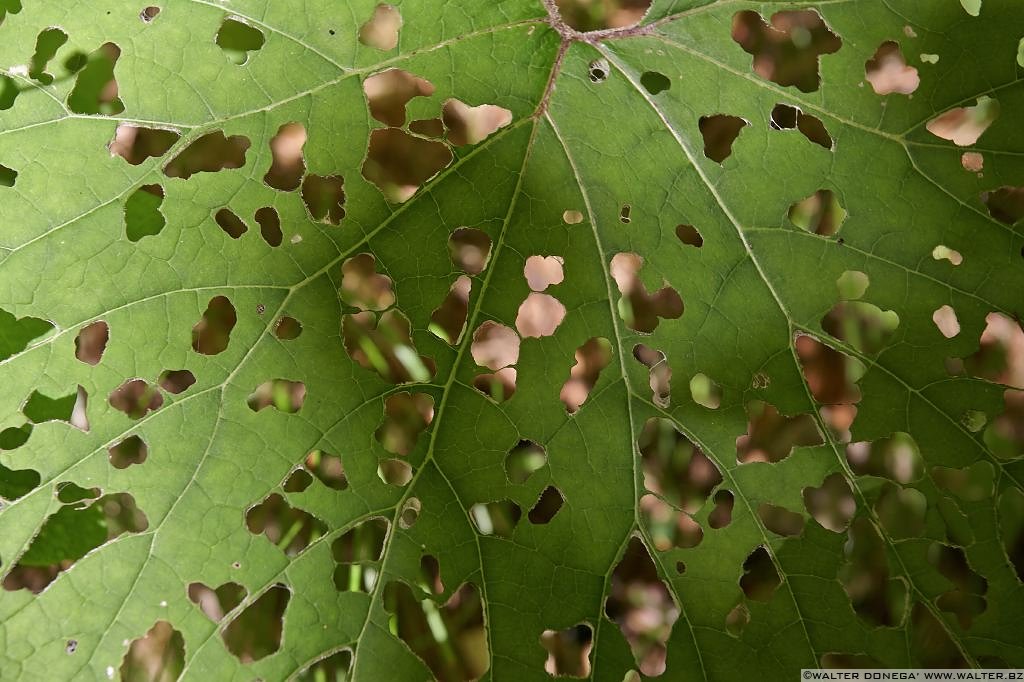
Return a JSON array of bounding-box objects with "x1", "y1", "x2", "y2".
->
[
  {"x1": 375, "y1": 391, "x2": 434, "y2": 456},
  {"x1": 341, "y1": 253, "x2": 395, "y2": 311},
  {"x1": 0, "y1": 461, "x2": 40, "y2": 501},
  {"x1": 254, "y1": 206, "x2": 282, "y2": 247},
  {"x1": 725, "y1": 603, "x2": 749, "y2": 638},
  {"x1": 442, "y1": 99, "x2": 512, "y2": 146},
  {"x1": 875, "y1": 483, "x2": 927, "y2": 538},
  {"x1": 605, "y1": 537, "x2": 679, "y2": 676},
  {"x1": 962, "y1": 312, "x2": 1024, "y2": 387},
  {"x1": 470, "y1": 500, "x2": 521, "y2": 538},
  {"x1": 560, "y1": 336, "x2": 612, "y2": 413},
  {"x1": 689, "y1": 372, "x2": 721, "y2": 409},
  {"x1": 929, "y1": 543, "x2": 988, "y2": 628},
  {"x1": 417, "y1": 554, "x2": 444, "y2": 595},
  {"x1": 641, "y1": 494, "x2": 704, "y2": 550},
  {"x1": 803, "y1": 472, "x2": 855, "y2": 532},
  {"x1": 515, "y1": 293, "x2": 566, "y2": 339},
  {"x1": 822, "y1": 301, "x2": 899, "y2": 354},
  {"x1": 283, "y1": 468, "x2": 313, "y2": 492},
  {"x1": 795, "y1": 334, "x2": 863, "y2": 405},
  {"x1": 740, "y1": 545, "x2": 781, "y2": 601},
  {"x1": 55, "y1": 481, "x2": 99, "y2": 504},
  {"x1": 961, "y1": 152, "x2": 984, "y2": 173},
  {"x1": 109, "y1": 435, "x2": 148, "y2": 469},
  {"x1": 188, "y1": 581, "x2": 246, "y2": 622},
  {"x1": 0, "y1": 309, "x2": 54, "y2": 361},
  {"x1": 473, "y1": 367, "x2": 517, "y2": 403},
  {"x1": 640, "y1": 71, "x2": 670, "y2": 95},
  {"x1": 865, "y1": 41, "x2": 919, "y2": 95},
  {"x1": 836, "y1": 270, "x2": 870, "y2": 300},
  {"x1": 305, "y1": 450, "x2": 348, "y2": 490},
  {"x1": 504, "y1": 440, "x2": 547, "y2": 484},
  {"x1": 429, "y1": 275, "x2": 471, "y2": 344},
  {"x1": 633, "y1": 344, "x2": 671, "y2": 408},
  {"x1": 998, "y1": 488, "x2": 1024, "y2": 582},
  {"x1": 639, "y1": 417, "x2": 721, "y2": 512},
  {"x1": 67, "y1": 43, "x2": 123, "y2": 115},
  {"x1": 262, "y1": 123, "x2": 306, "y2": 192},
  {"x1": 524, "y1": 255, "x2": 564, "y2": 292},
  {"x1": 981, "y1": 185, "x2": 1024, "y2": 225},
  {"x1": 757, "y1": 502, "x2": 804, "y2": 536},
  {"x1": 24, "y1": 386, "x2": 89, "y2": 430},
  {"x1": 364, "y1": 69, "x2": 434, "y2": 127},
  {"x1": 731, "y1": 9, "x2": 841, "y2": 93},
  {"x1": 449, "y1": 227, "x2": 492, "y2": 275},
  {"x1": 332, "y1": 516, "x2": 388, "y2": 580},
  {"x1": 610, "y1": 253, "x2": 683, "y2": 332},
  {"x1": 74, "y1": 321, "x2": 108, "y2": 365},
  {"x1": 619, "y1": 204, "x2": 632, "y2": 224},
  {"x1": 540, "y1": 623, "x2": 593, "y2": 678},
  {"x1": 140, "y1": 6, "x2": 160, "y2": 22},
  {"x1": 0, "y1": 424, "x2": 33, "y2": 450},
  {"x1": 0, "y1": 163, "x2": 17, "y2": 187},
  {"x1": 29, "y1": 27, "x2": 68, "y2": 84},
  {"x1": 216, "y1": 17, "x2": 264, "y2": 65},
  {"x1": 273, "y1": 315, "x2": 301, "y2": 340},
  {"x1": 736, "y1": 400, "x2": 822, "y2": 463},
  {"x1": 107, "y1": 379, "x2": 163, "y2": 419},
  {"x1": 708, "y1": 489, "x2": 734, "y2": 529},
  {"x1": 382, "y1": 581, "x2": 489, "y2": 681},
  {"x1": 528, "y1": 485, "x2": 564, "y2": 524},
  {"x1": 301, "y1": 174, "x2": 346, "y2": 225},
  {"x1": 192, "y1": 296, "x2": 236, "y2": 355},
  {"x1": 847, "y1": 432, "x2": 923, "y2": 483},
  {"x1": 164, "y1": 131, "x2": 250, "y2": 179},
  {"x1": 246, "y1": 493, "x2": 326, "y2": 556},
  {"x1": 343, "y1": 310, "x2": 434, "y2": 383},
  {"x1": 675, "y1": 224, "x2": 702, "y2": 247},
  {"x1": 556, "y1": 0, "x2": 650, "y2": 31},
  {"x1": 409, "y1": 118, "x2": 444, "y2": 137},
  {"x1": 932, "y1": 462, "x2": 994, "y2": 502},
  {"x1": 359, "y1": 4, "x2": 402, "y2": 51},
  {"x1": 932, "y1": 304, "x2": 960, "y2": 338},
  {"x1": 215, "y1": 208, "x2": 247, "y2": 239},
  {"x1": 927, "y1": 97, "x2": 999, "y2": 146},
  {"x1": 589, "y1": 58, "x2": 610, "y2": 83},
  {"x1": 470, "y1": 321, "x2": 520, "y2": 371},
  {"x1": 377, "y1": 458, "x2": 412, "y2": 486},
  {"x1": 222, "y1": 584, "x2": 290, "y2": 663},
  {"x1": 158, "y1": 369, "x2": 195, "y2": 394},
  {"x1": 933, "y1": 245, "x2": 964, "y2": 266},
  {"x1": 911, "y1": 602, "x2": 969, "y2": 668},
  {"x1": 700, "y1": 114, "x2": 749, "y2": 162},
  {"x1": 246, "y1": 379, "x2": 306, "y2": 413},
  {"x1": 0, "y1": 75, "x2": 17, "y2": 111},
  {"x1": 362, "y1": 128, "x2": 452, "y2": 203},
  {"x1": 789, "y1": 189, "x2": 846, "y2": 236},
  {"x1": 120, "y1": 621, "x2": 184, "y2": 682},
  {"x1": 297, "y1": 650, "x2": 352, "y2": 680},
  {"x1": 839, "y1": 516, "x2": 908, "y2": 625},
  {"x1": 124, "y1": 184, "x2": 166, "y2": 242},
  {"x1": 400, "y1": 497, "x2": 421, "y2": 529},
  {"x1": 3, "y1": 492, "x2": 148, "y2": 593},
  {"x1": 109, "y1": 125, "x2": 180, "y2": 165}
]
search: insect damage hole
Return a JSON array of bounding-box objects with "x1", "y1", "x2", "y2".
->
[
  {"x1": 188, "y1": 581, "x2": 246, "y2": 621},
  {"x1": 699, "y1": 115, "x2": 748, "y2": 163},
  {"x1": 359, "y1": 4, "x2": 402, "y2": 51},
  {"x1": 301, "y1": 174, "x2": 346, "y2": 224},
  {"x1": 932, "y1": 304, "x2": 960, "y2": 339},
  {"x1": 865, "y1": 41, "x2": 919, "y2": 95},
  {"x1": 789, "y1": 189, "x2": 846, "y2": 236},
  {"x1": 215, "y1": 208, "x2": 247, "y2": 239},
  {"x1": 255, "y1": 206, "x2": 282, "y2": 247},
  {"x1": 442, "y1": 99, "x2": 512, "y2": 146},
  {"x1": 120, "y1": 621, "x2": 184, "y2": 681},
  {"x1": 216, "y1": 17, "x2": 265, "y2": 65},
  {"x1": 375, "y1": 391, "x2": 434, "y2": 456},
  {"x1": 363, "y1": 69, "x2": 434, "y2": 127},
  {"x1": 560, "y1": 337, "x2": 612, "y2": 413},
  {"x1": 263, "y1": 122, "x2": 306, "y2": 191},
  {"x1": 222, "y1": 584, "x2": 290, "y2": 663},
  {"x1": 125, "y1": 184, "x2": 166, "y2": 242},
  {"x1": 109, "y1": 125, "x2": 180, "y2": 165},
  {"x1": 140, "y1": 6, "x2": 160, "y2": 22},
  {"x1": 428, "y1": 275, "x2": 471, "y2": 344},
  {"x1": 108, "y1": 434, "x2": 147, "y2": 469},
  {"x1": 67, "y1": 43, "x2": 123, "y2": 115},
  {"x1": 588, "y1": 59, "x2": 609, "y2": 83},
  {"x1": 192, "y1": 296, "x2": 236, "y2": 355},
  {"x1": 246, "y1": 379, "x2": 306, "y2": 413},
  {"x1": 74, "y1": 321, "x2": 108, "y2": 365},
  {"x1": 109, "y1": 379, "x2": 162, "y2": 419},
  {"x1": 540, "y1": 623, "x2": 593, "y2": 678},
  {"x1": 731, "y1": 9, "x2": 842, "y2": 93},
  {"x1": 926, "y1": 96, "x2": 999, "y2": 146},
  {"x1": 449, "y1": 227, "x2": 492, "y2": 275},
  {"x1": 246, "y1": 493, "x2": 326, "y2": 556}
]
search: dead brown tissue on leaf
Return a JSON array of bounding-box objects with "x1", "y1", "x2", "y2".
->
[
  {"x1": 120, "y1": 620, "x2": 184, "y2": 682},
  {"x1": 109, "y1": 124, "x2": 180, "y2": 165},
  {"x1": 731, "y1": 9, "x2": 841, "y2": 93},
  {"x1": 383, "y1": 581, "x2": 489, "y2": 681},
  {"x1": 605, "y1": 537, "x2": 679, "y2": 676},
  {"x1": 164, "y1": 131, "x2": 250, "y2": 179},
  {"x1": 192, "y1": 295, "x2": 236, "y2": 355},
  {"x1": 222, "y1": 584, "x2": 290, "y2": 663}
]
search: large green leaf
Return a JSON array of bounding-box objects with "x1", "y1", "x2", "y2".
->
[{"x1": 1, "y1": 0, "x2": 1022, "y2": 679}]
